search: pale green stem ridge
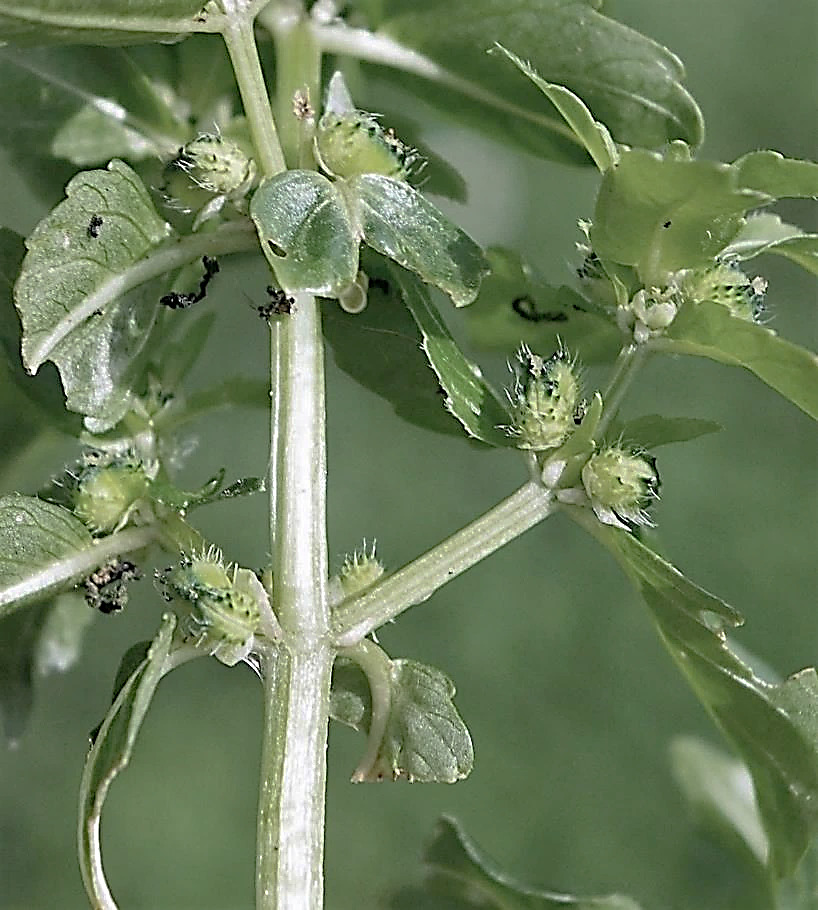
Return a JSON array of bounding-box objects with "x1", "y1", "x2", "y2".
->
[
  {"x1": 338, "y1": 640, "x2": 394, "y2": 783},
  {"x1": 597, "y1": 344, "x2": 649, "y2": 438},
  {"x1": 26, "y1": 221, "x2": 258, "y2": 373},
  {"x1": 309, "y1": 22, "x2": 581, "y2": 148},
  {"x1": 0, "y1": 525, "x2": 155, "y2": 615},
  {"x1": 333, "y1": 482, "x2": 556, "y2": 646},
  {"x1": 256, "y1": 643, "x2": 334, "y2": 910},
  {"x1": 221, "y1": 6, "x2": 287, "y2": 177}
]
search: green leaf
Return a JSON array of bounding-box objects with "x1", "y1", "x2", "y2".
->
[
  {"x1": 78, "y1": 613, "x2": 177, "y2": 908},
  {"x1": 376, "y1": 0, "x2": 703, "y2": 164},
  {"x1": 591, "y1": 149, "x2": 769, "y2": 283},
  {"x1": 324, "y1": 255, "x2": 494, "y2": 441},
  {"x1": 0, "y1": 0, "x2": 211, "y2": 45},
  {"x1": 720, "y1": 213, "x2": 818, "y2": 278},
  {"x1": 613, "y1": 414, "x2": 722, "y2": 449},
  {"x1": 392, "y1": 816, "x2": 643, "y2": 909},
  {"x1": 384, "y1": 261, "x2": 514, "y2": 446},
  {"x1": 572, "y1": 513, "x2": 818, "y2": 878},
  {"x1": 0, "y1": 600, "x2": 50, "y2": 744},
  {"x1": 775, "y1": 838, "x2": 818, "y2": 910},
  {"x1": 671, "y1": 736, "x2": 768, "y2": 866},
  {"x1": 14, "y1": 159, "x2": 173, "y2": 430},
  {"x1": 346, "y1": 174, "x2": 488, "y2": 306},
  {"x1": 0, "y1": 494, "x2": 93, "y2": 618},
  {"x1": 662, "y1": 301, "x2": 818, "y2": 420},
  {"x1": 331, "y1": 657, "x2": 474, "y2": 783},
  {"x1": 733, "y1": 151, "x2": 818, "y2": 200},
  {"x1": 464, "y1": 247, "x2": 621, "y2": 364},
  {"x1": 495, "y1": 44, "x2": 617, "y2": 172},
  {"x1": 250, "y1": 170, "x2": 359, "y2": 296}
]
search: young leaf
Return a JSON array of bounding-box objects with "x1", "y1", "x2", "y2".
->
[
  {"x1": 0, "y1": 0, "x2": 212, "y2": 45},
  {"x1": 733, "y1": 151, "x2": 818, "y2": 200},
  {"x1": 375, "y1": 0, "x2": 703, "y2": 164},
  {"x1": 392, "y1": 816, "x2": 643, "y2": 909},
  {"x1": 0, "y1": 494, "x2": 93, "y2": 617},
  {"x1": 661, "y1": 301, "x2": 818, "y2": 420},
  {"x1": 591, "y1": 149, "x2": 769, "y2": 282},
  {"x1": 495, "y1": 45, "x2": 618, "y2": 173},
  {"x1": 331, "y1": 657, "x2": 474, "y2": 783},
  {"x1": 464, "y1": 247, "x2": 621, "y2": 364},
  {"x1": 613, "y1": 415, "x2": 722, "y2": 449},
  {"x1": 250, "y1": 170, "x2": 359, "y2": 296},
  {"x1": 571, "y1": 512, "x2": 818, "y2": 878},
  {"x1": 324, "y1": 260, "x2": 498, "y2": 441},
  {"x1": 720, "y1": 213, "x2": 818, "y2": 278},
  {"x1": 346, "y1": 174, "x2": 488, "y2": 306},
  {"x1": 671, "y1": 736, "x2": 768, "y2": 866},
  {"x1": 383, "y1": 261, "x2": 514, "y2": 446},
  {"x1": 14, "y1": 160, "x2": 173, "y2": 430},
  {"x1": 78, "y1": 613, "x2": 179, "y2": 909}
]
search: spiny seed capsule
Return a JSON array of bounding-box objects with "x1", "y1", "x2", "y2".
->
[
  {"x1": 72, "y1": 453, "x2": 150, "y2": 534},
  {"x1": 581, "y1": 445, "x2": 660, "y2": 530},
  {"x1": 315, "y1": 111, "x2": 421, "y2": 181},
  {"x1": 164, "y1": 547, "x2": 260, "y2": 666},
  {"x1": 505, "y1": 345, "x2": 581, "y2": 451},
  {"x1": 682, "y1": 262, "x2": 767, "y2": 321},
  {"x1": 162, "y1": 133, "x2": 256, "y2": 214},
  {"x1": 339, "y1": 542, "x2": 384, "y2": 597}
]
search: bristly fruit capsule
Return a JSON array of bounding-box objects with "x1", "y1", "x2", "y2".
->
[
  {"x1": 160, "y1": 546, "x2": 261, "y2": 666},
  {"x1": 315, "y1": 111, "x2": 421, "y2": 181},
  {"x1": 681, "y1": 261, "x2": 767, "y2": 321},
  {"x1": 161, "y1": 133, "x2": 256, "y2": 225},
  {"x1": 504, "y1": 345, "x2": 582, "y2": 451},
  {"x1": 338, "y1": 541, "x2": 385, "y2": 598},
  {"x1": 580, "y1": 445, "x2": 660, "y2": 530},
  {"x1": 71, "y1": 451, "x2": 151, "y2": 535}
]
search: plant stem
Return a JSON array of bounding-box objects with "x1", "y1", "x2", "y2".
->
[
  {"x1": 333, "y1": 481, "x2": 556, "y2": 646},
  {"x1": 221, "y1": 6, "x2": 286, "y2": 177},
  {"x1": 597, "y1": 343, "x2": 649, "y2": 438}
]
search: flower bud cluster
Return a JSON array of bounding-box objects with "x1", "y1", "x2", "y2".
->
[
  {"x1": 618, "y1": 284, "x2": 682, "y2": 344},
  {"x1": 338, "y1": 541, "x2": 385, "y2": 597},
  {"x1": 681, "y1": 261, "x2": 767, "y2": 321},
  {"x1": 580, "y1": 445, "x2": 660, "y2": 530},
  {"x1": 71, "y1": 450, "x2": 152, "y2": 534},
  {"x1": 315, "y1": 111, "x2": 422, "y2": 181},
  {"x1": 159, "y1": 547, "x2": 261, "y2": 666},
  {"x1": 505, "y1": 345, "x2": 582, "y2": 451}
]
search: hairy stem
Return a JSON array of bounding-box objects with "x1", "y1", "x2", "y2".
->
[{"x1": 333, "y1": 481, "x2": 556, "y2": 646}]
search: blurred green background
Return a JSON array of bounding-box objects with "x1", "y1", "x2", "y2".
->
[{"x1": 0, "y1": 1, "x2": 815, "y2": 908}]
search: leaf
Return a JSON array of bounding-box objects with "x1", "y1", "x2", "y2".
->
[
  {"x1": 324, "y1": 256, "x2": 492, "y2": 441},
  {"x1": 613, "y1": 414, "x2": 722, "y2": 449},
  {"x1": 0, "y1": 227, "x2": 80, "y2": 433},
  {"x1": 775, "y1": 838, "x2": 818, "y2": 910},
  {"x1": 0, "y1": 600, "x2": 50, "y2": 744},
  {"x1": 495, "y1": 45, "x2": 617, "y2": 172},
  {"x1": 662, "y1": 301, "x2": 818, "y2": 420},
  {"x1": 391, "y1": 816, "x2": 643, "y2": 909},
  {"x1": 376, "y1": 0, "x2": 703, "y2": 164},
  {"x1": 78, "y1": 613, "x2": 176, "y2": 908},
  {"x1": 572, "y1": 513, "x2": 818, "y2": 878},
  {"x1": 591, "y1": 149, "x2": 769, "y2": 283},
  {"x1": 671, "y1": 736, "x2": 768, "y2": 866},
  {"x1": 346, "y1": 174, "x2": 488, "y2": 306},
  {"x1": 733, "y1": 151, "x2": 818, "y2": 200},
  {"x1": 331, "y1": 657, "x2": 474, "y2": 783},
  {"x1": 0, "y1": 46, "x2": 182, "y2": 173},
  {"x1": 384, "y1": 261, "x2": 514, "y2": 446},
  {"x1": 0, "y1": 0, "x2": 211, "y2": 45},
  {"x1": 14, "y1": 159, "x2": 174, "y2": 430},
  {"x1": 250, "y1": 170, "x2": 359, "y2": 296},
  {"x1": 720, "y1": 213, "x2": 818, "y2": 278},
  {"x1": 0, "y1": 494, "x2": 93, "y2": 617},
  {"x1": 464, "y1": 247, "x2": 621, "y2": 364}
]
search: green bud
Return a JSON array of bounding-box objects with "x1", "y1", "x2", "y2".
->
[
  {"x1": 505, "y1": 345, "x2": 581, "y2": 451},
  {"x1": 682, "y1": 262, "x2": 767, "y2": 321},
  {"x1": 72, "y1": 452, "x2": 150, "y2": 534},
  {"x1": 315, "y1": 111, "x2": 421, "y2": 181},
  {"x1": 580, "y1": 445, "x2": 660, "y2": 530},
  {"x1": 619, "y1": 285, "x2": 680, "y2": 343},
  {"x1": 338, "y1": 542, "x2": 385, "y2": 598}
]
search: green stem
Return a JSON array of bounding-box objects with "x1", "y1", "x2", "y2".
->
[
  {"x1": 333, "y1": 482, "x2": 556, "y2": 646},
  {"x1": 221, "y1": 6, "x2": 286, "y2": 177},
  {"x1": 597, "y1": 344, "x2": 649, "y2": 438}
]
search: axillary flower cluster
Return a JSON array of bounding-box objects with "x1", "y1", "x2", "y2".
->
[{"x1": 504, "y1": 346, "x2": 660, "y2": 531}]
